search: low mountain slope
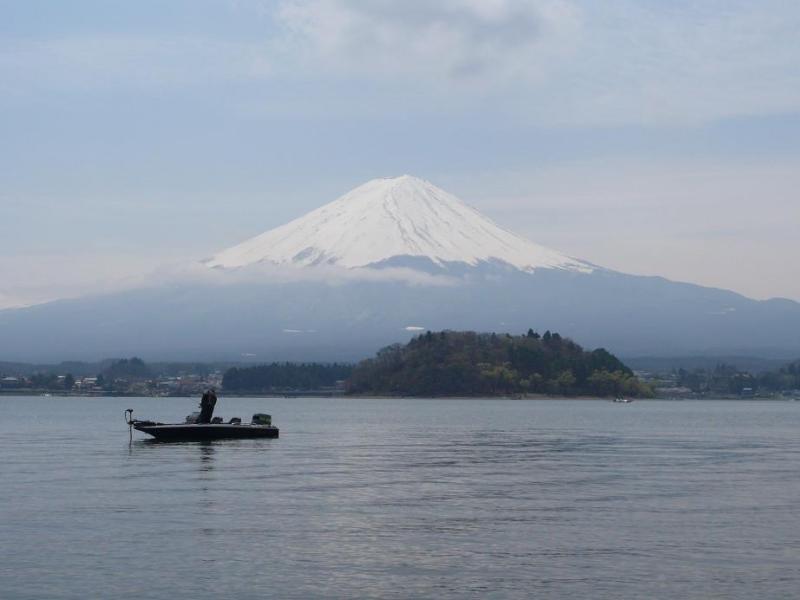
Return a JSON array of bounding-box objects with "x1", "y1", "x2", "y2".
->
[{"x1": 0, "y1": 268, "x2": 798, "y2": 362}]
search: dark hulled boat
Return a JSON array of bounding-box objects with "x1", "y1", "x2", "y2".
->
[
  {"x1": 130, "y1": 420, "x2": 279, "y2": 442},
  {"x1": 125, "y1": 394, "x2": 279, "y2": 442}
]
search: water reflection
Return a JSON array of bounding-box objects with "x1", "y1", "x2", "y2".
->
[
  {"x1": 125, "y1": 440, "x2": 221, "y2": 490},
  {"x1": 198, "y1": 441, "x2": 216, "y2": 473}
]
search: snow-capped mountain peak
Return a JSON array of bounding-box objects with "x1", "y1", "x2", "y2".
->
[{"x1": 205, "y1": 175, "x2": 592, "y2": 273}]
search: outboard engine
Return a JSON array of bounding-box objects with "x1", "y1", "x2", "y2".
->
[{"x1": 252, "y1": 413, "x2": 272, "y2": 426}]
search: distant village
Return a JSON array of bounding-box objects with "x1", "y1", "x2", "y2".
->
[
  {"x1": 0, "y1": 357, "x2": 223, "y2": 396},
  {"x1": 0, "y1": 357, "x2": 346, "y2": 397},
  {"x1": 0, "y1": 371, "x2": 224, "y2": 397},
  {"x1": 631, "y1": 361, "x2": 800, "y2": 400}
]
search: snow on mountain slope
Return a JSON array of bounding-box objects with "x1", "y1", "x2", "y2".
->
[{"x1": 206, "y1": 175, "x2": 592, "y2": 273}]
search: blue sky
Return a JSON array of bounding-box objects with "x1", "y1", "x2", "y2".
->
[{"x1": 2, "y1": 0, "x2": 799, "y2": 307}]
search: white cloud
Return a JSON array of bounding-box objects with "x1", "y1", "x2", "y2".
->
[
  {"x1": 173, "y1": 261, "x2": 461, "y2": 288},
  {"x1": 0, "y1": 254, "x2": 460, "y2": 310},
  {"x1": 275, "y1": 0, "x2": 580, "y2": 85},
  {"x1": 3, "y1": 2, "x2": 799, "y2": 124},
  {"x1": 270, "y1": 0, "x2": 800, "y2": 124}
]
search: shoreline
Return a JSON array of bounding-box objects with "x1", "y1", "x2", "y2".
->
[{"x1": 1, "y1": 390, "x2": 794, "y2": 401}]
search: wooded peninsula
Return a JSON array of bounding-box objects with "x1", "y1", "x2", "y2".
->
[{"x1": 344, "y1": 330, "x2": 653, "y2": 397}]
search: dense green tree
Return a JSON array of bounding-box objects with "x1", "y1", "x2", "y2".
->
[
  {"x1": 347, "y1": 330, "x2": 652, "y2": 397},
  {"x1": 103, "y1": 357, "x2": 151, "y2": 380},
  {"x1": 223, "y1": 362, "x2": 353, "y2": 392},
  {"x1": 30, "y1": 373, "x2": 59, "y2": 390}
]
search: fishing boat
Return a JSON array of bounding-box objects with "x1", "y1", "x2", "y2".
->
[
  {"x1": 125, "y1": 393, "x2": 279, "y2": 441},
  {"x1": 127, "y1": 415, "x2": 279, "y2": 441}
]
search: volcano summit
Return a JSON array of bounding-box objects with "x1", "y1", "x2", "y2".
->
[
  {"x1": 206, "y1": 175, "x2": 591, "y2": 274},
  {"x1": 1, "y1": 176, "x2": 799, "y2": 362}
]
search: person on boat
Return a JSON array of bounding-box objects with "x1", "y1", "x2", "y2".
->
[{"x1": 198, "y1": 388, "x2": 217, "y2": 424}]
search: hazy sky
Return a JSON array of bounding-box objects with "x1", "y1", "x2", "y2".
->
[{"x1": 2, "y1": 0, "x2": 799, "y2": 308}]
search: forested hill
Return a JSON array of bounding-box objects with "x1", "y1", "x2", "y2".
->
[{"x1": 347, "y1": 330, "x2": 653, "y2": 397}]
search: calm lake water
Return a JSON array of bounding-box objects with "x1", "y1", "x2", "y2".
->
[{"x1": 2, "y1": 396, "x2": 800, "y2": 599}]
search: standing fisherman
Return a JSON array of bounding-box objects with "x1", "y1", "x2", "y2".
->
[{"x1": 198, "y1": 388, "x2": 217, "y2": 424}]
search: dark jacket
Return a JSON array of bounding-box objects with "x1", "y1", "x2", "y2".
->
[{"x1": 198, "y1": 390, "x2": 217, "y2": 423}]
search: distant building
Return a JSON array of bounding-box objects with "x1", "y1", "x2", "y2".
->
[{"x1": 1, "y1": 376, "x2": 21, "y2": 388}]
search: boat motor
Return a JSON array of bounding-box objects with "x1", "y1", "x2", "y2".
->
[{"x1": 252, "y1": 413, "x2": 272, "y2": 426}]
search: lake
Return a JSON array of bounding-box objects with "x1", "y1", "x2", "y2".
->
[{"x1": 2, "y1": 396, "x2": 799, "y2": 599}]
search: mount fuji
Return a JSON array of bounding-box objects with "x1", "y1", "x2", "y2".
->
[
  {"x1": 205, "y1": 175, "x2": 591, "y2": 274},
  {"x1": 1, "y1": 175, "x2": 799, "y2": 362}
]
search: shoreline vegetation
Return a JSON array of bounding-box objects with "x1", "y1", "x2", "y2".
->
[{"x1": 3, "y1": 330, "x2": 799, "y2": 399}]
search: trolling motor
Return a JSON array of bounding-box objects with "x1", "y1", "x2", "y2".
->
[{"x1": 125, "y1": 408, "x2": 134, "y2": 442}]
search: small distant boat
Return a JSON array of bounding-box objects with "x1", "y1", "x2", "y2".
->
[
  {"x1": 125, "y1": 393, "x2": 279, "y2": 442},
  {"x1": 613, "y1": 396, "x2": 633, "y2": 403}
]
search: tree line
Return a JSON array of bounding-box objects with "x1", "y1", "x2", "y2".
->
[{"x1": 222, "y1": 362, "x2": 353, "y2": 392}]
